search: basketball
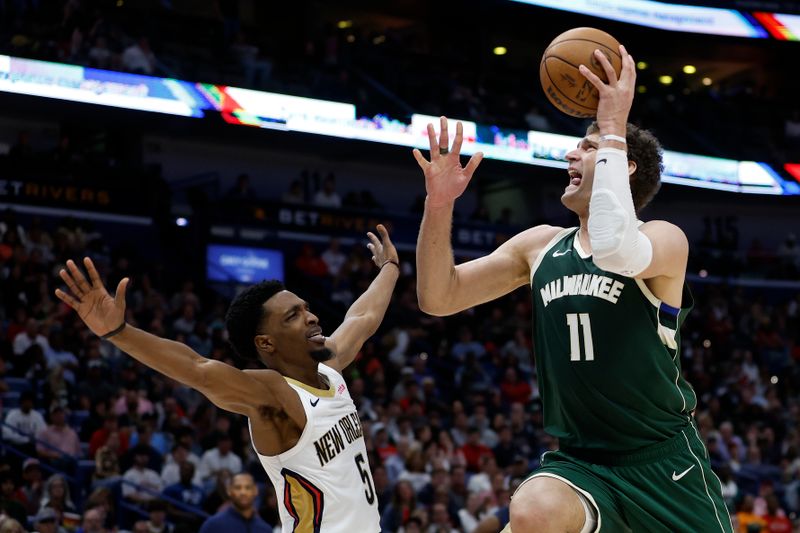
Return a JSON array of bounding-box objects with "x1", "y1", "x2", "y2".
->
[{"x1": 539, "y1": 27, "x2": 622, "y2": 118}]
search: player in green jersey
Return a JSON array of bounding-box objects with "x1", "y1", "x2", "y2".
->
[{"x1": 413, "y1": 45, "x2": 733, "y2": 532}]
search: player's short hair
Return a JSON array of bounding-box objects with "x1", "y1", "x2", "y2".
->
[
  {"x1": 225, "y1": 280, "x2": 286, "y2": 363},
  {"x1": 587, "y1": 122, "x2": 664, "y2": 212}
]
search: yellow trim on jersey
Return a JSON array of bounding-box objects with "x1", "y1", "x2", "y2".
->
[{"x1": 284, "y1": 375, "x2": 335, "y2": 397}]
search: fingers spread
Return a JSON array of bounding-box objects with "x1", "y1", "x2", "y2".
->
[
  {"x1": 451, "y1": 121, "x2": 463, "y2": 156},
  {"x1": 84, "y1": 257, "x2": 103, "y2": 287},
  {"x1": 464, "y1": 152, "x2": 484, "y2": 178},
  {"x1": 376, "y1": 224, "x2": 389, "y2": 240},
  {"x1": 59, "y1": 268, "x2": 83, "y2": 297},
  {"x1": 66, "y1": 260, "x2": 92, "y2": 294},
  {"x1": 412, "y1": 149, "x2": 429, "y2": 168},
  {"x1": 366, "y1": 231, "x2": 381, "y2": 248},
  {"x1": 594, "y1": 49, "x2": 617, "y2": 85},
  {"x1": 578, "y1": 64, "x2": 603, "y2": 91},
  {"x1": 427, "y1": 124, "x2": 438, "y2": 156},
  {"x1": 54, "y1": 288, "x2": 79, "y2": 309}
]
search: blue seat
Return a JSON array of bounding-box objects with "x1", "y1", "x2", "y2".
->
[
  {"x1": 69, "y1": 410, "x2": 90, "y2": 429},
  {"x1": 4, "y1": 377, "x2": 30, "y2": 393},
  {"x1": 1, "y1": 391, "x2": 20, "y2": 409}
]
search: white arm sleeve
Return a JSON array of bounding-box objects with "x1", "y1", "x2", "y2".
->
[{"x1": 588, "y1": 147, "x2": 653, "y2": 277}]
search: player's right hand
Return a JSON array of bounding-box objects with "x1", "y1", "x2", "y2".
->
[
  {"x1": 55, "y1": 257, "x2": 129, "y2": 338},
  {"x1": 412, "y1": 116, "x2": 484, "y2": 208}
]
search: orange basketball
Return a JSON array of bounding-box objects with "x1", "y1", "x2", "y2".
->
[{"x1": 539, "y1": 27, "x2": 622, "y2": 118}]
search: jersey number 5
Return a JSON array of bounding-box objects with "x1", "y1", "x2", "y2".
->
[
  {"x1": 355, "y1": 452, "x2": 376, "y2": 504},
  {"x1": 566, "y1": 313, "x2": 595, "y2": 361}
]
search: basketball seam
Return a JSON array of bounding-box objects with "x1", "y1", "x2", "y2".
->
[
  {"x1": 540, "y1": 59, "x2": 597, "y2": 113},
  {"x1": 545, "y1": 38, "x2": 623, "y2": 57}
]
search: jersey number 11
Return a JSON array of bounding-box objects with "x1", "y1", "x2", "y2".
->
[{"x1": 566, "y1": 313, "x2": 595, "y2": 361}]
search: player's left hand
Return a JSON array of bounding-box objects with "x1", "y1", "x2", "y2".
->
[
  {"x1": 579, "y1": 44, "x2": 636, "y2": 133},
  {"x1": 367, "y1": 224, "x2": 399, "y2": 269}
]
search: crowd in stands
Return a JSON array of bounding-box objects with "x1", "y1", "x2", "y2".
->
[
  {"x1": 0, "y1": 203, "x2": 799, "y2": 532},
  {"x1": 1, "y1": 0, "x2": 798, "y2": 166}
]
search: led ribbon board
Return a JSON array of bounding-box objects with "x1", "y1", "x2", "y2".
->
[
  {"x1": 0, "y1": 55, "x2": 211, "y2": 117},
  {"x1": 508, "y1": 0, "x2": 771, "y2": 38}
]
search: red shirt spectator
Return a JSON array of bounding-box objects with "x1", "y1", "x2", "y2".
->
[
  {"x1": 90, "y1": 415, "x2": 130, "y2": 458},
  {"x1": 460, "y1": 428, "x2": 494, "y2": 472},
  {"x1": 500, "y1": 368, "x2": 532, "y2": 404}
]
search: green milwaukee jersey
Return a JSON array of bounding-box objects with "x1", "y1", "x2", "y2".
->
[{"x1": 531, "y1": 227, "x2": 697, "y2": 451}]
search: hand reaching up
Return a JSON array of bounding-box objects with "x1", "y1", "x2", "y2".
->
[
  {"x1": 55, "y1": 257, "x2": 129, "y2": 338},
  {"x1": 412, "y1": 116, "x2": 484, "y2": 208}
]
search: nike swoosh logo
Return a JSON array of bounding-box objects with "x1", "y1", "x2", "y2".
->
[
  {"x1": 310, "y1": 398, "x2": 320, "y2": 407},
  {"x1": 597, "y1": 158, "x2": 607, "y2": 165},
  {"x1": 552, "y1": 250, "x2": 570, "y2": 257},
  {"x1": 671, "y1": 465, "x2": 695, "y2": 481}
]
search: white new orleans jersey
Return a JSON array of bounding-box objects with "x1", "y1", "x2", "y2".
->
[{"x1": 249, "y1": 363, "x2": 380, "y2": 533}]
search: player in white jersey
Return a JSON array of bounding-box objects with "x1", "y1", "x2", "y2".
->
[{"x1": 55, "y1": 225, "x2": 399, "y2": 532}]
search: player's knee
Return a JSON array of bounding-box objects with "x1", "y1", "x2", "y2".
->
[{"x1": 510, "y1": 478, "x2": 584, "y2": 533}]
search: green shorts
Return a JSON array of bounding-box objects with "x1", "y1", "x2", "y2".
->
[{"x1": 524, "y1": 423, "x2": 734, "y2": 532}]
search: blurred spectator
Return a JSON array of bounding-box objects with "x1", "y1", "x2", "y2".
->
[
  {"x1": 36, "y1": 405, "x2": 81, "y2": 471},
  {"x1": 122, "y1": 446, "x2": 163, "y2": 504},
  {"x1": 198, "y1": 473, "x2": 270, "y2": 533},
  {"x1": 14, "y1": 458, "x2": 44, "y2": 514},
  {"x1": 0, "y1": 472, "x2": 28, "y2": 527},
  {"x1": 2, "y1": 390, "x2": 46, "y2": 455},
  {"x1": 121, "y1": 37, "x2": 156, "y2": 75},
  {"x1": 281, "y1": 180, "x2": 306, "y2": 204},
  {"x1": 87, "y1": 37, "x2": 113, "y2": 70},
  {"x1": 142, "y1": 500, "x2": 172, "y2": 533},
  {"x1": 32, "y1": 506, "x2": 67, "y2": 533},
  {"x1": 381, "y1": 480, "x2": 417, "y2": 533},
  {"x1": 92, "y1": 430, "x2": 121, "y2": 485},
  {"x1": 162, "y1": 462, "x2": 204, "y2": 526},
  {"x1": 294, "y1": 244, "x2": 329, "y2": 278},
  {"x1": 225, "y1": 173, "x2": 256, "y2": 202},
  {"x1": 12, "y1": 318, "x2": 50, "y2": 356},
  {"x1": 39, "y1": 474, "x2": 77, "y2": 518},
  {"x1": 75, "y1": 506, "x2": 108, "y2": 533},
  {"x1": 230, "y1": 32, "x2": 272, "y2": 89},
  {"x1": 89, "y1": 415, "x2": 129, "y2": 458},
  {"x1": 429, "y1": 501, "x2": 459, "y2": 533},
  {"x1": 197, "y1": 435, "x2": 242, "y2": 487},
  {"x1": 321, "y1": 238, "x2": 347, "y2": 277},
  {"x1": 736, "y1": 494, "x2": 766, "y2": 532},
  {"x1": 460, "y1": 429, "x2": 493, "y2": 473},
  {"x1": 313, "y1": 174, "x2": 342, "y2": 208}
]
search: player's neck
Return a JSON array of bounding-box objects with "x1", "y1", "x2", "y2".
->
[
  {"x1": 280, "y1": 361, "x2": 327, "y2": 390},
  {"x1": 577, "y1": 220, "x2": 593, "y2": 255}
]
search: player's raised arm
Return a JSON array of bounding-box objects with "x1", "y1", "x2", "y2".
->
[
  {"x1": 413, "y1": 116, "x2": 560, "y2": 316},
  {"x1": 55, "y1": 258, "x2": 286, "y2": 417},
  {"x1": 325, "y1": 224, "x2": 400, "y2": 371},
  {"x1": 580, "y1": 45, "x2": 687, "y2": 282}
]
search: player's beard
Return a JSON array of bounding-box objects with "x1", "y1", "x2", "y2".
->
[{"x1": 310, "y1": 347, "x2": 334, "y2": 362}]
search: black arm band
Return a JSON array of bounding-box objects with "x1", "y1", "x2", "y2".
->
[
  {"x1": 380, "y1": 260, "x2": 400, "y2": 270},
  {"x1": 101, "y1": 322, "x2": 127, "y2": 340}
]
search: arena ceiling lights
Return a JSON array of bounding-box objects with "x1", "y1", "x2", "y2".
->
[{"x1": 509, "y1": 0, "x2": 800, "y2": 40}]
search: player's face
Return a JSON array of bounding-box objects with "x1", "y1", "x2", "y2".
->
[
  {"x1": 561, "y1": 134, "x2": 600, "y2": 214},
  {"x1": 262, "y1": 291, "x2": 328, "y2": 363}
]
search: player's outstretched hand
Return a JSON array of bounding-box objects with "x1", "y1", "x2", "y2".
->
[
  {"x1": 55, "y1": 257, "x2": 129, "y2": 337},
  {"x1": 578, "y1": 44, "x2": 636, "y2": 131},
  {"x1": 367, "y1": 224, "x2": 399, "y2": 269},
  {"x1": 412, "y1": 116, "x2": 484, "y2": 208}
]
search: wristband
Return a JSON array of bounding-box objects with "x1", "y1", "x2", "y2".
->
[
  {"x1": 380, "y1": 260, "x2": 399, "y2": 271},
  {"x1": 599, "y1": 134, "x2": 627, "y2": 144},
  {"x1": 101, "y1": 322, "x2": 127, "y2": 339}
]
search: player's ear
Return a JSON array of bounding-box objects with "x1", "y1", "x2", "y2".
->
[
  {"x1": 254, "y1": 334, "x2": 274, "y2": 354},
  {"x1": 627, "y1": 160, "x2": 637, "y2": 177}
]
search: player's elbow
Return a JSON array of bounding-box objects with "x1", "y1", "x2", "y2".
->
[{"x1": 417, "y1": 293, "x2": 452, "y2": 317}]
